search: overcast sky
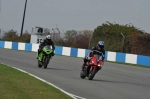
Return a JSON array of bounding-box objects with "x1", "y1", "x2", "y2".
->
[{"x1": 0, "y1": 0, "x2": 150, "y2": 34}]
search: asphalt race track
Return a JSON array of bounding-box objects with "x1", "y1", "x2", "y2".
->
[{"x1": 0, "y1": 49, "x2": 150, "y2": 99}]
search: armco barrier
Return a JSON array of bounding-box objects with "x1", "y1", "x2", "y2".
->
[{"x1": 0, "y1": 41, "x2": 150, "y2": 66}]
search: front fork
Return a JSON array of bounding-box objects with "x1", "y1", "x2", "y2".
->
[{"x1": 89, "y1": 66, "x2": 100, "y2": 74}]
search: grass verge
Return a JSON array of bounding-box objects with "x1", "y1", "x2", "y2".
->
[{"x1": 0, "y1": 63, "x2": 73, "y2": 99}]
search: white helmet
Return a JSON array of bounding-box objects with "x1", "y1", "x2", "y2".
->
[
  {"x1": 46, "y1": 35, "x2": 51, "y2": 42},
  {"x1": 46, "y1": 35, "x2": 51, "y2": 40}
]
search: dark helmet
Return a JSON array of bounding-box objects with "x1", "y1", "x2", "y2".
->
[{"x1": 97, "y1": 41, "x2": 105, "y2": 49}]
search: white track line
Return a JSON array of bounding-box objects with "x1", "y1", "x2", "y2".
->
[{"x1": 1, "y1": 63, "x2": 86, "y2": 99}]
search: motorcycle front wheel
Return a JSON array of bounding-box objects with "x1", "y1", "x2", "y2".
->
[
  {"x1": 88, "y1": 68, "x2": 97, "y2": 80},
  {"x1": 44, "y1": 56, "x2": 49, "y2": 69}
]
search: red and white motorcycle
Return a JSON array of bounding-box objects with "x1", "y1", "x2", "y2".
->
[{"x1": 80, "y1": 50, "x2": 104, "y2": 80}]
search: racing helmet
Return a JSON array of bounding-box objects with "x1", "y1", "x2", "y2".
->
[
  {"x1": 46, "y1": 35, "x2": 51, "y2": 42},
  {"x1": 97, "y1": 41, "x2": 105, "y2": 49}
]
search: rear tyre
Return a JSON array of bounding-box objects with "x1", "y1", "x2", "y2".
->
[{"x1": 88, "y1": 68, "x2": 97, "y2": 80}]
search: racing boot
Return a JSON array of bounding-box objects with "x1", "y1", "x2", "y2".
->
[
  {"x1": 36, "y1": 53, "x2": 39, "y2": 59},
  {"x1": 81, "y1": 63, "x2": 86, "y2": 70},
  {"x1": 37, "y1": 49, "x2": 40, "y2": 59},
  {"x1": 36, "y1": 52, "x2": 39, "y2": 59}
]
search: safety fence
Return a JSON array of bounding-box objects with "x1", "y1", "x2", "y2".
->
[{"x1": 0, "y1": 41, "x2": 150, "y2": 66}]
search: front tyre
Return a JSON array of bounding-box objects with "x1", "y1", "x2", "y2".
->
[
  {"x1": 44, "y1": 57, "x2": 49, "y2": 69},
  {"x1": 88, "y1": 68, "x2": 97, "y2": 80},
  {"x1": 47, "y1": 55, "x2": 51, "y2": 64}
]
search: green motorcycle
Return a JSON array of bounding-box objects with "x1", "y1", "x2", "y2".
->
[{"x1": 38, "y1": 45, "x2": 53, "y2": 69}]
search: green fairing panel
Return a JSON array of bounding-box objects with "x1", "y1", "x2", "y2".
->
[
  {"x1": 38, "y1": 46, "x2": 53, "y2": 61},
  {"x1": 43, "y1": 47, "x2": 53, "y2": 54}
]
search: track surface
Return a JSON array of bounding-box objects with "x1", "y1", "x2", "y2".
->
[{"x1": 0, "y1": 49, "x2": 150, "y2": 99}]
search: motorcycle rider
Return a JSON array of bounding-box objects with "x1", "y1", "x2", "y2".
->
[
  {"x1": 37, "y1": 35, "x2": 55, "y2": 60},
  {"x1": 81, "y1": 41, "x2": 105, "y2": 70}
]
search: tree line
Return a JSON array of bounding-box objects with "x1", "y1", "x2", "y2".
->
[
  {"x1": 90, "y1": 21, "x2": 150, "y2": 56},
  {"x1": 0, "y1": 21, "x2": 150, "y2": 56},
  {"x1": 0, "y1": 29, "x2": 30, "y2": 43}
]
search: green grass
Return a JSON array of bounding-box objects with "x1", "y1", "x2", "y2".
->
[{"x1": 0, "y1": 63, "x2": 73, "y2": 99}]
